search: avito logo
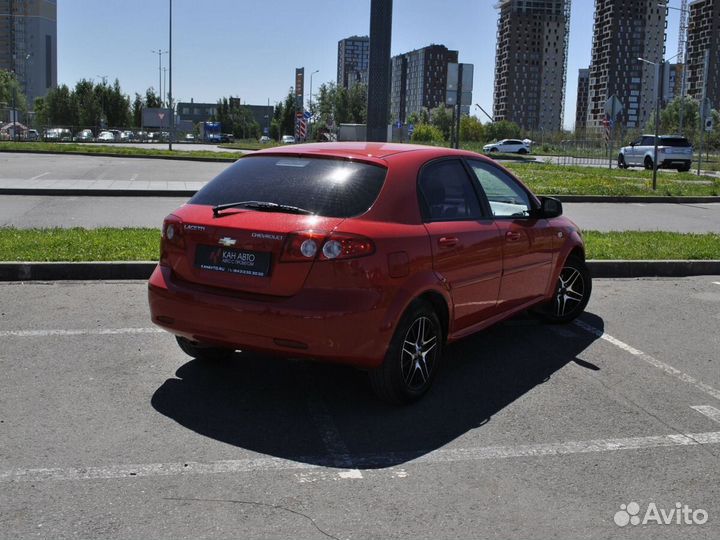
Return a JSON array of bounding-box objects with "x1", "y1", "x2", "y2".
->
[{"x1": 614, "y1": 501, "x2": 708, "y2": 527}]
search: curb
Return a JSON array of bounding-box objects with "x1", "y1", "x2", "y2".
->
[
  {"x1": 554, "y1": 195, "x2": 720, "y2": 204},
  {"x1": 1, "y1": 260, "x2": 718, "y2": 282},
  {"x1": 0, "y1": 188, "x2": 197, "y2": 197},
  {"x1": 0, "y1": 148, "x2": 238, "y2": 163}
]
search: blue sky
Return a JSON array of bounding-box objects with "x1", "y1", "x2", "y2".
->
[{"x1": 57, "y1": 0, "x2": 681, "y2": 130}]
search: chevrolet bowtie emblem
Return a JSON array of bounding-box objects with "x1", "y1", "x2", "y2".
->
[{"x1": 218, "y1": 237, "x2": 237, "y2": 247}]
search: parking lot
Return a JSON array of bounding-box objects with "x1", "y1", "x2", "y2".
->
[{"x1": 0, "y1": 276, "x2": 718, "y2": 538}]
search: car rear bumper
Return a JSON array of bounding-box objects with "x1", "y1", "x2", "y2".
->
[
  {"x1": 147, "y1": 265, "x2": 393, "y2": 368},
  {"x1": 660, "y1": 158, "x2": 691, "y2": 169}
]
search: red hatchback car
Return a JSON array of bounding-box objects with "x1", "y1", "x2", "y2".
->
[{"x1": 148, "y1": 142, "x2": 591, "y2": 403}]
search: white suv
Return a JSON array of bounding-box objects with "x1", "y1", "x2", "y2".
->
[
  {"x1": 618, "y1": 135, "x2": 693, "y2": 172},
  {"x1": 483, "y1": 139, "x2": 530, "y2": 154}
]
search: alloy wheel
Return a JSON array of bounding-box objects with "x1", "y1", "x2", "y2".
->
[
  {"x1": 553, "y1": 265, "x2": 587, "y2": 318},
  {"x1": 400, "y1": 316, "x2": 439, "y2": 391}
]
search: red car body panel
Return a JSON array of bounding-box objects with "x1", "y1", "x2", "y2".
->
[{"x1": 148, "y1": 143, "x2": 585, "y2": 368}]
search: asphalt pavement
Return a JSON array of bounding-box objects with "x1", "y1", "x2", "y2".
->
[{"x1": 0, "y1": 277, "x2": 718, "y2": 539}]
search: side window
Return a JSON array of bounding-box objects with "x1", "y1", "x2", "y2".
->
[
  {"x1": 466, "y1": 160, "x2": 532, "y2": 218},
  {"x1": 418, "y1": 160, "x2": 483, "y2": 222},
  {"x1": 641, "y1": 136, "x2": 655, "y2": 146}
]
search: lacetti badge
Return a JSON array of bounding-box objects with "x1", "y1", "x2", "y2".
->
[{"x1": 218, "y1": 237, "x2": 237, "y2": 247}]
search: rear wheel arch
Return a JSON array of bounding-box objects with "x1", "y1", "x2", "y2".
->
[{"x1": 416, "y1": 290, "x2": 450, "y2": 343}]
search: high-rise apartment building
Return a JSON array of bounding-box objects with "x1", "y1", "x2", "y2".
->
[
  {"x1": 586, "y1": 0, "x2": 666, "y2": 130},
  {"x1": 0, "y1": 0, "x2": 57, "y2": 108},
  {"x1": 337, "y1": 36, "x2": 370, "y2": 90},
  {"x1": 493, "y1": 0, "x2": 570, "y2": 132},
  {"x1": 390, "y1": 44, "x2": 458, "y2": 123},
  {"x1": 686, "y1": 0, "x2": 720, "y2": 108},
  {"x1": 575, "y1": 68, "x2": 590, "y2": 131}
]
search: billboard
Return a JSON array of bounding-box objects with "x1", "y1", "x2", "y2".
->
[
  {"x1": 295, "y1": 68, "x2": 304, "y2": 111},
  {"x1": 142, "y1": 108, "x2": 173, "y2": 128}
]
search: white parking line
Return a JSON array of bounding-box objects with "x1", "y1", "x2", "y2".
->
[
  {"x1": 298, "y1": 365, "x2": 363, "y2": 480},
  {"x1": 28, "y1": 172, "x2": 50, "y2": 181},
  {"x1": 3, "y1": 428, "x2": 719, "y2": 484},
  {"x1": 712, "y1": 282, "x2": 720, "y2": 286},
  {"x1": 573, "y1": 319, "x2": 720, "y2": 402},
  {"x1": 692, "y1": 405, "x2": 720, "y2": 425},
  {"x1": 0, "y1": 327, "x2": 164, "y2": 338}
]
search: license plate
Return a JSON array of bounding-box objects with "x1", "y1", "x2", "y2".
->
[{"x1": 194, "y1": 245, "x2": 271, "y2": 277}]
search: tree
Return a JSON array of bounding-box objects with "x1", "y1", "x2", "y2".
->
[
  {"x1": 460, "y1": 115, "x2": 484, "y2": 142},
  {"x1": 44, "y1": 84, "x2": 77, "y2": 126},
  {"x1": 485, "y1": 120, "x2": 521, "y2": 141},
  {"x1": 407, "y1": 108, "x2": 430, "y2": 126},
  {"x1": 0, "y1": 69, "x2": 28, "y2": 118},
  {"x1": 145, "y1": 88, "x2": 162, "y2": 109},
  {"x1": 32, "y1": 97, "x2": 47, "y2": 127},
  {"x1": 132, "y1": 93, "x2": 143, "y2": 128},
  {"x1": 411, "y1": 124, "x2": 444, "y2": 144},
  {"x1": 74, "y1": 79, "x2": 101, "y2": 128},
  {"x1": 429, "y1": 106, "x2": 453, "y2": 140}
]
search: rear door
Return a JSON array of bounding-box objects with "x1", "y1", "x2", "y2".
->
[
  {"x1": 465, "y1": 159, "x2": 554, "y2": 311},
  {"x1": 418, "y1": 159, "x2": 503, "y2": 332}
]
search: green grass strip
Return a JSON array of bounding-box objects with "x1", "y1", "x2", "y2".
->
[
  {"x1": 583, "y1": 231, "x2": 720, "y2": 260},
  {"x1": 505, "y1": 162, "x2": 720, "y2": 196},
  {"x1": 0, "y1": 141, "x2": 240, "y2": 161},
  {"x1": 0, "y1": 228, "x2": 718, "y2": 262},
  {"x1": 0, "y1": 227, "x2": 161, "y2": 261}
]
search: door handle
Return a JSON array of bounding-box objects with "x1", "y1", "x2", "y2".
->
[
  {"x1": 438, "y1": 236, "x2": 459, "y2": 247},
  {"x1": 505, "y1": 231, "x2": 522, "y2": 242}
]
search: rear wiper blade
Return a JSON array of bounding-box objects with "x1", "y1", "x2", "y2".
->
[{"x1": 212, "y1": 200, "x2": 314, "y2": 217}]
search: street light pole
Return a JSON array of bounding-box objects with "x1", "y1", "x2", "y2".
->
[
  {"x1": 151, "y1": 49, "x2": 168, "y2": 105},
  {"x1": 638, "y1": 57, "x2": 665, "y2": 191},
  {"x1": 309, "y1": 69, "x2": 319, "y2": 141},
  {"x1": 168, "y1": 0, "x2": 173, "y2": 151}
]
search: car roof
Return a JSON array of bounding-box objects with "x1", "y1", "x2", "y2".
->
[{"x1": 252, "y1": 141, "x2": 487, "y2": 163}]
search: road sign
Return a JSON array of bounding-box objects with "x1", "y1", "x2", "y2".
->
[
  {"x1": 395, "y1": 120, "x2": 402, "y2": 129},
  {"x1": 705, "y1": 117, "x2": 714, "y2": 132},
  {"x1": 408, "y1": 123, "x2": 415, "y2": 135},
  {"x1": 604, "y1": 95, "x2": 624, "y2": 120},
  {"x1": 304, "y1": 110, "x2": 312, "y2": 119}
]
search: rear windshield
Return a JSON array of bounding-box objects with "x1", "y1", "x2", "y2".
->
[
  {"x1": 660, "y1": 137, "x2": 691, "y2": 147},
  {"x1": 189, "y1": 155, "x2": 387, "y2": 218}
]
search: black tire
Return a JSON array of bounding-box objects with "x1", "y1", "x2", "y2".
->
[
  {"x1": 369, "y1": 301, "x2": 444, "y2": 404},
  {"x1": 534, "y1": 257, "x2": 592, "y2": 324},
  {"x1": 618, "y1": 154, "x2": 628, "y2": 169},
  {"x1": 518, "y1": 148, "x2": 528, "y2": 154},
  {"x1": 677, "y1": 165, "x2": 691, "y2": 172},
  {"x1": 644, "y1": 156, "x2": 654, "y2": 170},
  {"x1": 176, "y1": 336, "x2": 234, "y2": 361},
  {"x1": 489, "y1": 147, "x2": 498, "y2": 153}
]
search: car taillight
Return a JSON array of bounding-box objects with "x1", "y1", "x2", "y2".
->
[
  {"x1": 281, "y1": 231, "x2": 374, "y2": 262},
  {"x1": 160, "y1": 215, "x2": 184, "y2": 266}
]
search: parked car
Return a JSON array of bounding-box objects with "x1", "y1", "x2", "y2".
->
[
  {"x1": 26, "y1": 129, "x2": 39, "y2": 141},
  {"x1": 75, "y1": 129, "x2": 94, "y2": 142},
  {"x1": 220, "y1": 133, "x2": 235, "y2": 143},
  {"x1": 618, "y1": 135, "x2": 693, "y2": 172},
  {"x1": 483, "y1": 139, "x2": 530, "y2": 154},
  {"x1": 259, "y1": 135, "x2": 271, "y2": 144},
  {"x1": 184, "y1": 133, "x2": 196, "y2": 142},
  {"x1": 44, "y1": 128, "x2": 72, "y2": 142},
  {"x1": 148, "y1": 143, "x2": 591, "y2": 403},
  {"x1": 281, "y1": 134, "x2": 295, "y2": 144},
  {"x1": 97, "y1": 131, "x2": 115, "y2": 142}
]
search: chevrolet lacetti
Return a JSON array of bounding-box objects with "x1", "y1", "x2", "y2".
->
[{"x1": 148, "y1": 142, "x2": 591, "y2": 403}]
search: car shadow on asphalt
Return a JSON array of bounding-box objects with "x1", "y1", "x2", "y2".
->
[{"x1": 150, "y1": 311, "x2": 604, "y2": 469}]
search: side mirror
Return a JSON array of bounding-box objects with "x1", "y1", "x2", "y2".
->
[
  {"x1": 537, "y1": 196, "x2": 563, "y2": 218},
  {"x1": 629, "y1": 142, "x2": 635, "y2": 147}
]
